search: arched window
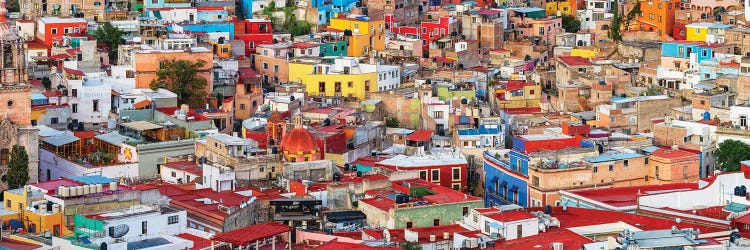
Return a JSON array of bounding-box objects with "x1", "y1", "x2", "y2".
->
[{"x1": 3, "y1": 45, "x2": 12, "y2": 68}]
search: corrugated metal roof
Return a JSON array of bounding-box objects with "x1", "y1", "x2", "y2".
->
[
  {"x1": 42, "y1": 132, "x2": 79, "y2": 146},
  {"x1": 95, "y1": 132, "x2": 128, "y2": 145}
]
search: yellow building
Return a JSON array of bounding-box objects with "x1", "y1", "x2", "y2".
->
[
  {"x1": 546, "y1": 0, "x2": 577, "y2": 16},
  {"x1": 494, "y1": 80, "x2": 542, "y2": 112},
  {"x1": 570, "y1": 48, "x2": 599, "y2": 58},
  {"x1": 685, "y1": 23, "x2": 710, "y2": 42},
  {"x1": 289, "y1": 58, "x2": 378, "y2": 100},
  {"x1": 4, "y1": 187, "x2": 70, "y2": 237},
  {"x1": 328, "y1": 16, "x2": 386, "y2": 57}
]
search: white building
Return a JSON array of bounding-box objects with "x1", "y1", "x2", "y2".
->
[
  {"x1": 462, "y1": 207, "x2": 541, "y2": 240},
  {"x1": 51, "y1": 70, "x2": 113, "y2": 126},
  {"x1": 198, "y1": 162, "x2": 236, "y2": 192},
  {"x1": 160, "y1": 160, "x2": 203, "y2": 184}
]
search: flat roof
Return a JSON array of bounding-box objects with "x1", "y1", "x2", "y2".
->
[
  {"x1": 584, "y1": 152, "x2": 643, "y2": 163},
  {"x1": 95, "y1": 132, "x2": 128, "y2": 145},
  {"x1": 122, "y1": 121, "x2": 163, "y2": 131},
  {"x1": 567, "y1": 183, "x2": 699, "y2": 208},
  {"x1": 517, "y1": 133, "x2": 573, "y2": 141}
]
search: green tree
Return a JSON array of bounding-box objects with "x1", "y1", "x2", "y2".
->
[
  {"x1": 561, "y1": 14, "x2": 581, "y2": 33},
  {"x1": 715, "y1": 139, "x2": 750, "y2": 171},
  {"x1": 402, "y1": 242, "x2": 422, "y2": 250},
  {"x1": 625, "y1": 2, "x2": 641, "y2": 29},
  {"x1": 386, "y1": 117, "x2": 400, "y2": 128},
  {"x1": 149, "y1": 59, "x2": 209, "y2": 108},
  {"x1": 6, "y1": 145, "x2": 29, "y2": 190},
  {"x1": 6, "y1": 0, "x2": 19, "y2": 12},
  {"x1": 94, "y1": 22, "x2": 125, "y2": 62},
  {"x1": 41, "y1": 77, "x2": 52, "y2": 91},
  {"x1": 609, "y1": 0, "x2": 622, "y2": 42}
]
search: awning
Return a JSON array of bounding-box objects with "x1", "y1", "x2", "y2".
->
[
  {"x1": 509, "y1": 186, "x2": 519, "y2": 192},
  {"x1": 500, "y1": 181, "x2": 508, "y2": 187},
  {"x1": 132, "y1": 99, "x2": 151, "y2": 109},
  {"x1": 42, "y1": 132, "x2": 79, "y2": 146},
  {"x1": 326, "y1": 210, "x2": 366, "y2": 223}
]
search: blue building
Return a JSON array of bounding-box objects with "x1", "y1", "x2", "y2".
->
[
  {"x1": 143, "y1": 0, "x2": 191, "y2": 10},
  {"x1": 167, "y1": 23, "x2": 235, "y2": 39},
  {"x1": 483, "y1": 150, "x2": 529, "y2": 207},
  {"x1": 661, "y1": 42, "x2": 716, "y2": 63}
]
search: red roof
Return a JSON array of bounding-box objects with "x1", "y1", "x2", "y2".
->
[
  {"x1": 557, "y1": 56, "x2": 592, "y2": 67},
  {"x1": 569, "y1": 183, "x2": 699, "y2": 207},
  {"x1": 532, "y1": 207, "x2": 725, "y2": 233},
  {"x1": 651, "y1": 147, "x2": 698, "y2": 159},
  {"x1": 42, "y1": 90, "x2": 62, "y2": 98},
  {"x1": 132, "y1": 99, "x2": 152, "y2": 109},
  {"x1": 164, "y1": 161, "x2": 203, "y2": 176},
  {"x1": 63, "y1": 67, "x2": 85, "y2": 76},
  {"x1": 314, "y1": 241, "x2": 401, "y2": 250},
  {"x1": 505, "y1": 80, "x2": 534, "y2": 91},
  {"x1": 406, "y1": 130, "x2": 433, "y2": 141},
  {"x1": 492, "y1": 228, "x2": 593, "y2": 250},
  {"x1": 177, "y1": 233, "x2": 212, "y2": 250},
  {"x1": 196, "y1": 6, "x2": 225, "y2": 11},
  {"x1": 31, "y1": 179, "x2": 83, "y2": 195},
  {"x1": 735, "y1": 213, "x2": 750, "y2": 224},
  {"x1": 292, "y1": 42, "x2": 318, "y2": 49},
  {"x1": 485, "y1": 211, "x2": 536, "y2": 222},
  {"x1": 73, "y1": 131, "x2": 96, "y2": 139},
  {"x1": 211, "y1": 222, "x2": 292, "y2": 246},
  {"x1": 29, "y1": 79, "x2": 42, "y2": 86}
]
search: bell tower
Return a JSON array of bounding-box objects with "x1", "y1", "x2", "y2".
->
[{"x1": 0, "y1": 0, "x2": 38, "y2": 189}]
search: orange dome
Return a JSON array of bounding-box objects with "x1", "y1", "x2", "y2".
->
[{"x1": 280, "y1": 128, "x2": 318, "y2": 154}]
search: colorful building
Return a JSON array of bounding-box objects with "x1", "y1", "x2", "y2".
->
[
  {"x1": 36, "y1": 17, "x2": 88, "y2": 47},
  {"x1": 133, "y1": 47, "x2": 214, "y2": 95},
  {"x1": 328, "y1": 16, "x2": 386, "y2": 57},
  {"x1": 234, "y1": 19, "x2": 274, "y2": 56},
  {"x1": 280, "y1": 114, "x2": 321, "y2": 162},
  {"x1": 376, "y1": 147, "x2": 468, "y2": 190},
  {"x1": 493, "y1": 80, "x2": 542, "y2": 114},
  {"x1": 685, "y1": 22, "x2": 732, "y2": 43},
  {"x1": 634, "y1": 0, "x2": 681, "y2": 41},
  {"x1": 546, "y1": 0, "x2": 578, "y2": 16},
  {"x1": 289, "y1": 57, "x2": 379, "y2": 100},
  {"x1": 358, "y1": 179, "x2": 483, "y2": 228},
  {"x1": 386, "y1": 14, "x2": 456, "y2": 52}
]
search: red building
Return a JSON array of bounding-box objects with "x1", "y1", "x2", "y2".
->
[
  {"x1": 375, "y1": 148, "x2": 468, "y2": 191},
  {"x1": 385, "y1": 14, "x2": 454, "y2": 52},
  {"x1": 511, "y1": 133, "x2": 583, "y2": 153},
  {"x1": 234, "y1": 19, "x2": 274, "y2": 56},
  {"x1": 36, "y1": 17, "x2": 88, "y2": 47}
]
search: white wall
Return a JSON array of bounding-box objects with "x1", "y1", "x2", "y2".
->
[
  {"x1": 160, "y1": 166, "x2": 201, "y2": 184},
  {"x1": 638, "y1": 172, "x2": 750, "y2": 210},
  {"x1": 97, "y1": 209, "x2": 188, "y2": 242},
  {"x1": 375, "y1": 65, "x2": 401, "y2": 91},
  {"x1": 152, "y1": 8, "x2": 198, "y2": 23},
  {"x1": 40, "y1": 149, "x2": 140, "y2": 181},
  {"x1": 67, "y1": 77, "x2": 112, "y2": 125}
]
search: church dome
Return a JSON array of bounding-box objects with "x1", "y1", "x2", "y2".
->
[{"x1": 280, "y1": 127, "x2": 318, "y2": 154}]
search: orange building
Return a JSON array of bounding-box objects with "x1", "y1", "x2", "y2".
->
[
  {"x1": 649, "y1": 147, "x2": 700, "y2": 183},
  {"x1": 134, "y1": 49, "x2": 214, "y2": 97},
  {"x1": 279, "y1": 114, "x2": 320, "y2": 162},
  {"x1": 634, "y1": 0, "x2": 681, "y2": 40}
]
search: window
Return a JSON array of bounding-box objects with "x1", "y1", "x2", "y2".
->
[
  {"x1": 72, "y1": 104, "x2": 78, "y2": 113},
  {"x1": 645, "y1": 157, "x2": 649, "y2": 165},
  {"x1": 532, "y1": 176, "x2": 539, "y2": 187},
  {"x1": 529, "y1": 90, "x2": 535, "y2": 95},
  {"x1": 347, "y1": 81, "x2": 353, "y2": 88},
  {"x1": 433, "y1": 219, "x2": 440, "y2": 226},
  {"x1": 141, "y1": 221, "x2": 147, "y2": 234},
  {"x1": 517, "y1": 225, "x2": 523, "y2": 238},
  {"x1": 318, "y1": 82, "x2": 325, "y2": 92},
  {"x1": 452, "y1": 168, "x2": 460, "y2": 181},
  {"x1": 263, "y1": 63, "x2": 268, "y2": 70},
  {"x1": 741, "y1": 116, "x2": 747, "y2": 127},
  {"x1": 473, "y1": 214, "x2": 478, "y2": 223},
  {"x1": 51, "y1": 117, "x2": 58, "y2": 124},
  {"x1": 695, "y1": 28, "x2": 700, "y2": 34},
  {"x1": 259, "y1": 167, "x2": 264, "y2": 173},
  {"x1": 683, "y1": 166, "x2": 689, "y2": 179},
  {"x1": 365, "y1": 80, "x2": 371, "y2": 91},
  {"x1": 335, "y1": 82, "x2": 342, "y2": 92},
  {"x1": 419, "y1": 170, "x2": 427, "y2": 180},
  {"x1": 609, "y1": 165, "x2": 614, "y2": 171},
  {"x1": 168, "y1": 215, "x2": 179, "y2": 224},
  {"x1": 658, "y1": 16, "x2": 662, "y2": 22},
  {"x1": 51, "y1": 28, "x2": 57, "y2": 34},
  {"x1": 406, "y1": 222, "x2": 413, "y2": 228},
  {"x1": 171, "y1": 171, "x2": 176, "y2": 177},
  {"x1": 452, "y1": 184, "x2": 460, "y2": 190},
  {"x1": 240, "y1": 104, "x2": 246, "y2": 110},
  {"x1": 702, "y1": 50, "x2": 707, "y2": 57},
  {"x1": 649, "y1": 14, "x2": 654, "y2": 20},
  {"x1": 72, "y1": 89, "x2": 78, "y2": 97},
  {"x1": 433, "y1": 111, "x2": 444, "y2": 119},
  {"x1": 273, "y1": 64, "x2": 279, "y2": 72},
  {"x1": 5, "y1": 199, "x2": 9, "y2": 208},
  {"x1": 624, "y1": 160, "x2": 629, "y2": 167},
  {"x1": 31, "y1": 120, "x2": 37, "y2": 126},
  {"x1": 93, "y1": 100, "x2": 99, "y2": 112},
  {"x1": 431, "y1": 169, "x2": 440, "y2": 182},
  {"x1": 593, "y1": 166, "x2": 598, "y2": 173},
  {"x1": 655, "y1": 166, "x2": 660, "y2": 179}
]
